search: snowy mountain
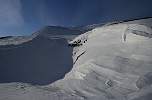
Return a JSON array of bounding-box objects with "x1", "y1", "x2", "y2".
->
[
  {"x1": 0, "y1": 18, "x2": 152, "y2": 100},
  {"x1": 0, "y1": 26, "x2": 82, "y2": 45}
]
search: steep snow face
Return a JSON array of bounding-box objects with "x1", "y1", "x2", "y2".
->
[
  {"x1": 52, "y1": 23, "x2": 152, "y2": 100},
  {"x1": 0, "y1": 18, "x2": 152, "y2": 100}
]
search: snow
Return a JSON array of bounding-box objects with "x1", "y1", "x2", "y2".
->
[
  {"x1": 124, "y1": 24, "x2": 152, "y2": 42},
  {"x1": 0, "y1": 18, "x2": 152, "y2": 100},
  {"x1": 53, "y1": 19, "x2": 152, "y2": 99}
]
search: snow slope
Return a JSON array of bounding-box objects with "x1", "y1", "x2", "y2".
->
[
  {"x1": 0, "y1": 18, "x2": 152, "y2": 100},
  {"x1": 53, "y1": 23, "x2": 152, "y2": 100}
]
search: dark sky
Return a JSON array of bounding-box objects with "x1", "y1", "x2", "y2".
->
[{"x1": 0, "y1": 0, "x2": 152, "y2": 36}]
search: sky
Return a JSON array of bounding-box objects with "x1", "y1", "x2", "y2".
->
[{"x1": 0, "y1": 0, "x2": 152, "y2": 36}]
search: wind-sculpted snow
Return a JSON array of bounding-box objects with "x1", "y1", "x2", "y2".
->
[
  {"x1": 0, "y1": 18, "x2": 152, "y2": 100},
  {"x1": 52, "y1": 22, "x2": 152, "y2": 100},
  {"x1": 124, "y1": 24, "x2": 152, "y2": 41}
]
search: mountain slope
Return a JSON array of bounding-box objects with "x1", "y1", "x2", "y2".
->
[
  {"x1": 0, "y1": 26, "x2": 82, "y2": 45},
  {"x1": 53, "y1": 22, "x2": 152, "y2": 100},
  {"x1": 0, "y1": 18, "x2": 152, "y2": 100}
]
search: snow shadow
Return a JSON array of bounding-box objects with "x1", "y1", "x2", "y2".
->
[{"x1": 0, "y1": 36, "x2": 73, "y2": 85}]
